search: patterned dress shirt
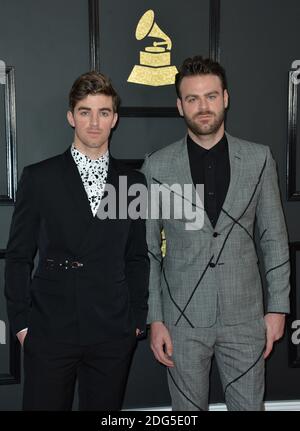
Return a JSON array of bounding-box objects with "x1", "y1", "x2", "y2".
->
[{"x1": 71, "y1": 144, "x2": 109, "y2": 217}]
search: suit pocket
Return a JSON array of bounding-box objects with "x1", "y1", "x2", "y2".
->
[
  {"x1": 33, "y1": 268, "x2": 60, "y2": 282},
  {"x1": 31, "y1": 276, "x2": 62, "y2": 295}
]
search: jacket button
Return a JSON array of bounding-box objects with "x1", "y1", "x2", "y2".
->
[
  {"x1": 209, "y1": 262, "x2": 216, "y2": 268},
  {"x1": 213, "y1": 232, "x2": 219, "y2": 237}
]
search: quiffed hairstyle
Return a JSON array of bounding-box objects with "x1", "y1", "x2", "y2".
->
[
  {"x1": 69, "y1": 71, "x2": 120, "y2": 112},
  {"x1": 175, "y1": 55, "x2": 228, "y2": 98}
]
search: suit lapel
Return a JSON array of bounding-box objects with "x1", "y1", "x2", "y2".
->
[
  {"x1": 104, "y1": 155, "x2": 120, "y2": 196},
  {"x1": 215, "y1": 133, "x2": 242, "y2": 230},
  {"x1": 62, "y1": 148, "x2": 120, "y2": 221},
  {"x1": 77, "y1": 154, "x2": 121, "y2": 255},
  {"x1": 96, "y1": 154, "x2": 120, "y2": 216},
  {"x1": 62, "y1": 148, "x2": 94, "y2": 224},
  {"x1": 175, "y1": 136, "x2": 213, "y2": 233}
]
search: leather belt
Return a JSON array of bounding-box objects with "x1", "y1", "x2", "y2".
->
[{"x1": 45, "y1": 258, "x2": 84, "y2": 270}]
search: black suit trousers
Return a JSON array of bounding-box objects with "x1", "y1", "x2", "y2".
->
[{"x1": 23, "y1": 332, "x2": 137, "y2": 411}]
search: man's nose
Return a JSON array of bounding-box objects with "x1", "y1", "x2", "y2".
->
[
  {"x1": 198, "y1": 97, "x2": 209, "y2": 111},
  {"x1": 90, "y1": 113, "x2": 99, "y2": 127}
]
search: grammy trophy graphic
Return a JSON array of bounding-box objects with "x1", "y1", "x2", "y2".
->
[{"x1": 128, "y1": 9, "x2": 178, "y2": 86}]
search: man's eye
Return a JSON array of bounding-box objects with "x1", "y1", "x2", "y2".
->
[{"x1": 80, "y1": 111, "x2": 89, "y2": 116}]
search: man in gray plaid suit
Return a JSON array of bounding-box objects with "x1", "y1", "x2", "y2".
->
[{"x1": 141, "y1": 56, "x2": 290, "y2": 411}]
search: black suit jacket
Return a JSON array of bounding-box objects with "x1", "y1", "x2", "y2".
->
[{"x1": 5, "y1": 148, "x2": 149, "y2": 345}]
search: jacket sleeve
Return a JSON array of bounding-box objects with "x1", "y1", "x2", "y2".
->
[
  {"x1": 4, "y1": 167, "x2": 40, "y2": 335},
  {"x1": 140, "y1": 156, "x2": 164, "y2": 324},
  {"x1": 256, "y1": 146, "x2": 290, "y2": 314},
  {"x1": 125, "y1": 173, "x2": 150, "y2": 334}
]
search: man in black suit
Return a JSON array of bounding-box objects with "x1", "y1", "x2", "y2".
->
[{"x1": 5, "y1": 71, "x2": 149, "y2": 410}]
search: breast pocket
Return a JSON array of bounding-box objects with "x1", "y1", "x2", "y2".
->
[{"x1": 164, "y1": 238, "x2": 191, "y2": 258}]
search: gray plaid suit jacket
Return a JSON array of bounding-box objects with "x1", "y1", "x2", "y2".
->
[{"x1": 141, "y1": 133, "x2": 290, "y2": 328}]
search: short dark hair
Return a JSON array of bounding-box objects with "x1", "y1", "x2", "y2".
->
[
  {"x1": 69, "y1": 71, "x2": 120, "y2": 112},
  {"x1": 175, "y1": 56, "x2": 227, "y2": 98}
]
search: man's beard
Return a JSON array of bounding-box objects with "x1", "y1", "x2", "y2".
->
[{"x1": 184, "y1": 109, "x2": 225, "y2": 136}]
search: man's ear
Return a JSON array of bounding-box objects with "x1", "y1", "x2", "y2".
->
[
  {"x1": 112, "y1": 113, "x2": 118, "y2": 129},
  {"x1": 67, "y1": 110, "x2": 75, "y2": 128},
  {"x1": 177, "y1": 98, "x2": 184, "y2": 117},
  {"x1": 224, "y1": 89, "x2": 229, "y2": 109}
]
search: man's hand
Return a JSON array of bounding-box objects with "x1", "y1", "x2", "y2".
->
[
  {"x1": 150, "y1": 321, "x2": 174, "y2": 367},
  {"x1": 16, "y1": 329, "x2": 28, "y2": 347},
  {"x1": 264, "y1": 313, "x2": 286, "y2": 359}
]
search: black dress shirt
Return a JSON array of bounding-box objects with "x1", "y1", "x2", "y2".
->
[{"x1": 187, "y1": 134, "x2": 230, "y2": 228}]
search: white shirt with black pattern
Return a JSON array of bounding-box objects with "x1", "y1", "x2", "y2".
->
[{"x1": 71, "y1": 144, "x2": 109, "y2": 217}]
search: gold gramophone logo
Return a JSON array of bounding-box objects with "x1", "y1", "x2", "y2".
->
[{"x1": 127, "y1": 9, "x2": 178, "y2": 86}]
